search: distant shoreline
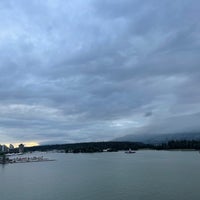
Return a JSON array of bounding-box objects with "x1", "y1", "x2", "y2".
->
[
  {"x1": 2, "y1": 141, "x2": 200, "y2": 155},
  {"x1": 24, "y1": 141, "x2": 200, "y2": 153}
]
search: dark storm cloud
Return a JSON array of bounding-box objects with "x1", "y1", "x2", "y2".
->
[{"x1": 0, "y1": 0, "x2": 200, "y2": 144}]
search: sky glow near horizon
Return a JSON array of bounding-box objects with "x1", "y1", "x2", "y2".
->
[{"x1": 0, "y1": 0, "x2": 200, "y2": 145}]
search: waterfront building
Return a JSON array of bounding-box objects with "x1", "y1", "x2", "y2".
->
[
  {"x1": 1, "y1": 145, "x2": 9, "y2": 152},
  {"x1": 19, "y1": 144, "x2": 24, "y2": 153},
  {"x1": 9, "y1": 144, "x2": 14, "y2": 150}
]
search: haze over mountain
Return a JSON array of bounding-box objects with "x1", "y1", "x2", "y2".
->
[
  {"x1": 115, "y1": 132, "x2": 200, "y2": 144},
  {"x1": 0, "y1": 0, "x2": 200, "y2": 145}
]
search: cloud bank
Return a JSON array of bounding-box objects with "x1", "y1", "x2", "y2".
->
[{"x1": 0, "y1": 0, "x2": 200, "y2": 145}]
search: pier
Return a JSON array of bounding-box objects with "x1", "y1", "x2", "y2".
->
[
  {"x1": 9, "y1": 156, "x2": 55, "y2": 164},
  {"x1": 0, "y1": 154, "x2": 54, "y2": 164}
]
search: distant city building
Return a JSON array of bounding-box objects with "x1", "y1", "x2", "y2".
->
[
  {"x1": 1, "y1": 145, "x2": 9, "y2": 152},
  {"x1": 9, "y1": 144, "x2": 14, "y2": 150},
  {"x1": 18, "y1": 144, "x2": 24, "y2": 153}
]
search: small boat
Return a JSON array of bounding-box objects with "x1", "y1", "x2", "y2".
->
[{"x1": 125, "y1": 149, "x2": 136, "y2": 154}]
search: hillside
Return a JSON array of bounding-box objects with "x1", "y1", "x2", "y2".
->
[{"x1": 115, "y1": 132, "x2": 200, "y2": 144}]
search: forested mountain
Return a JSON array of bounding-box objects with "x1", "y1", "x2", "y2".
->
[{"x1": 115, "y1": 132, "x2": 200, "y2": 144}]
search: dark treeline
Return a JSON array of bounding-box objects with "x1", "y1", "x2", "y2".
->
[
  {"x1": 25, "y1": 142, "x2": 151, "y2": 153},
  {"x1": 23, "y1": 140, "x2": 200, "y2": 153},
  {"x1": 155, "y1": 140, "x2": 200, "y2": 150}
]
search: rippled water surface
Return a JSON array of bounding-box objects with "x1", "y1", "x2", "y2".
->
[{"x1": 1, "y1": 150, "x2": 200, "y2": 200}]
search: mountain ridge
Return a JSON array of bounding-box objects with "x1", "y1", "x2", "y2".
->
[{"x1": 115, "y1": 132, "x2": 200, "y2": 144}]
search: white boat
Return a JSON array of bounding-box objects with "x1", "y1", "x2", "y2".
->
[{"x1": 125, "y1": 149, "x2": 136, "y2": 154}]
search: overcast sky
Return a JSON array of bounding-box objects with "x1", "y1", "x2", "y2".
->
[{"x1": 0, "y1": 0, "x2": 200, "y2": 146}]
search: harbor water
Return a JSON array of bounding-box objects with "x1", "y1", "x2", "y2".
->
[{"x1": 0, "y1": 150, "x2": 200, "y2": 200}]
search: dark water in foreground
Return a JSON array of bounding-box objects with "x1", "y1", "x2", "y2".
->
[{"x1": 0, "y1": 150, "x2": 200, "y2": 200}]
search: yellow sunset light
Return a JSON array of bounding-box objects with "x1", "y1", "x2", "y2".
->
[{"x1": 6, "y1": 141, "x2": 39, "y2": 148}]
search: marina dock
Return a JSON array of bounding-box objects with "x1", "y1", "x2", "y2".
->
[{"x1": 0, "y1": 155, "x2": 54, "y2": 164}]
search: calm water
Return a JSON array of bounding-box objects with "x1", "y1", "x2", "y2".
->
[{"x1": 0, "y1": 150, "x2": 200, "y2": 200}]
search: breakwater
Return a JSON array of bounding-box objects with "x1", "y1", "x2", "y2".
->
[
  {"x1": 9, "y1": 156, "x2": 54, "y2": 163},
  {"x1": 0, "y1": 155, "x2": 54, "y2": 164}
]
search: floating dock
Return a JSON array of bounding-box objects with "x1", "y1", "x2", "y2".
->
[
  {"x1": 12, "y1": 156, "x2": 54, "y2": 163},
  {"x1": 0, "y1": 155, "x2": 54, "y2": 164}
]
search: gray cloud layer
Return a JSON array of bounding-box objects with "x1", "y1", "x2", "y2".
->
[{"x1": 0, "y1": 0, "x2": 200, "y2": 145}]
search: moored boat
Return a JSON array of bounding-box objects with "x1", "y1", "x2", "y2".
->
[{"x1": 125, "y1": 149, "x2": 136, "y2": 154}]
